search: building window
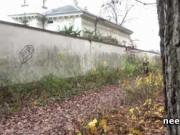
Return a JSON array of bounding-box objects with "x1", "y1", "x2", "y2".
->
[{"x1": 48, "y1": 19, "x2": 53, "y2": 24}]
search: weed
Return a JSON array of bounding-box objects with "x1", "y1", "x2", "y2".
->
[
  {"x1": 122, "y1": 72, "x2": 163, "y2": 104},
  {"x1": 0, "y1": 55, "x2": 161, "y2": 118}
]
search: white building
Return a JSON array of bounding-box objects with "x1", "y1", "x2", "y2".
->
[{"x1": 9, "y1": 5, "x2": 133, "y2": 46}]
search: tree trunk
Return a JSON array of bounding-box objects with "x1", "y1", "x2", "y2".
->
[{"x1": 157, "y1": 0, "x2": 180, "y2": 134}]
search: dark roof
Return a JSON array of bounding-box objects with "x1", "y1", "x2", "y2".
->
[{"x1": 45, "y1": 5, "x2": 82, "y2": 16}]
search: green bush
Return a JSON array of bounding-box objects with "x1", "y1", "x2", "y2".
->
[
  {"x1": 83, "y1": 29, "x2": 118, "y2": 44},
  {"x1": 101, "y1": 35, "x2": 118, "y2": 44},
  {"x1": 0, "y1": 66, "x2": 126, "y2": 117},
  {"x1": 60, "y1": 26, "x2": 81, "y2": 37},
  {"x1": 122, "y1": 55, "x2": 143, "y2": 77},
  {"x1": 122, "y1": 72, "x2": 163, "y2": 104}
]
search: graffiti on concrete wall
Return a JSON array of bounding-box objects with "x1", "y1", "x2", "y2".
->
[{"x1": 18, "y1": 45, "x2": 35, "y2": 64}]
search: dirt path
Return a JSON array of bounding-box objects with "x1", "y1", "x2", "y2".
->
[{"x1": 0, "y1": 85, "x2": 124, "y2": 135}]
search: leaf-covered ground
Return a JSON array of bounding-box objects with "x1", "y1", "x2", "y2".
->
[
  {"x1": 81, "y1": 97, "x2": 165, "y2": 135},
  {"x1": 0, "y1": 85, "x2": 165, "y2": 135},
  {"x1": 0, "y1": 85, "x2": 123, "y2": 135}
]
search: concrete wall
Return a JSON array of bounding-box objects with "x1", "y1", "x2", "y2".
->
[{"x1": 0, "y1": 21, "x2": 159, "y2": 84}]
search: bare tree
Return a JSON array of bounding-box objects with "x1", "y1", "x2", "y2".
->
[
  {"x1": 157, "y1": 0, "x2": 180, "y2": 134},
  {"x1": 101, "y1": 0, "x2": 133, "y2": 25},
  {"x1": 101, "y1": 0, "x2": 156, "y2": 25}
]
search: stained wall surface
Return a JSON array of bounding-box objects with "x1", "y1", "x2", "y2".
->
[{"x1": 0, "y1": 21, "x2": 159, "y2": 84}]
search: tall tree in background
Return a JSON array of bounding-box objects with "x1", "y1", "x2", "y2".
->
[
  {"x1": 157, "y1": 0, "x2": 180, "y2": 134},
  {"x1": 101, "y1": 0, "x2": 133, "y2": 25}
]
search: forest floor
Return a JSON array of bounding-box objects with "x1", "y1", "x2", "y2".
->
[{"x1": 0, "y1": 84, "x2": 165, "y2": 135}]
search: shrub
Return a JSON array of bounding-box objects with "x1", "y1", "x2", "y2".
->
[
  {"x1": 83, "y1": 29, "x2": 95, "y2": 39},
  {"x1": 149, "y1": 55, "x2": 162, "y2": 72},
  {"x1": 82, "y1": 29, "x2": 118, "y2": 44},
  {"x1": 83, "y1": 29, "x2": 103, "y2": 41},
  {"x1": 0, "y1": 66, "x2": 127, "y2": 118},
  {"x1": 122, "y1": 55, "x2": 143, "y2": 77},
  {"x1": 60, "y1": 26, "x2": 81, "y2": 37},
  {"x1": 122, "y1": 72, "x2": 163, "y2": 104},
  {"x1": 101, "y1": 35, "x2": 118, "y2": 44}
]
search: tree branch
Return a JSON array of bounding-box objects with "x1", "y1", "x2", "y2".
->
[
  {"x1": 134, "y1": 0, "x2": 156, "y2": 5},
  {"x1": 120, "y1": 5, "x2": 134, "y2": 25}
]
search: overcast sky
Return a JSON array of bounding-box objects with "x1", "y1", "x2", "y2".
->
[{"x1": 0, "y1": 0, "x2": 159, "y2": 51}]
